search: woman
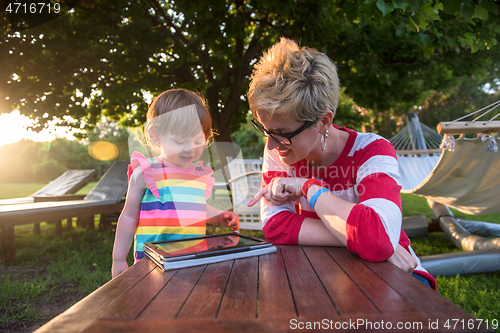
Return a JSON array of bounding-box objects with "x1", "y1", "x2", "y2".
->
[{"x1": 246, "y1": 38, "x2": 436, "y2": 289}]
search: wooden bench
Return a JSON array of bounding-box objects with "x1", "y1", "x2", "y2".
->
[
  {"x1": 35, "y1": 245, "x2": 492, "y2": 332},
  {"x1": 0, "y1": 161, "x2": 129, "y2": 265}
]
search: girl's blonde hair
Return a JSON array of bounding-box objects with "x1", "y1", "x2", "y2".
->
[
  {"x1": 145, "y1": 89, "x2": 213, "y2": 150},
  {"x1": 248, "y1": 37, "x2": 340, "y2": 122}
]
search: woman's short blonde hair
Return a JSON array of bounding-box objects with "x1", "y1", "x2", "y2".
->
[{"x1": 248, "y1": 37, "x2": 340, "y2": 122}]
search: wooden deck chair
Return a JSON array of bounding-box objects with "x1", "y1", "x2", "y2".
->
[
  {"x1": 0, "y1": 169, "x2": 97, "y2": 205},
  {"x1": 226, "y1": 157, "x2": 263, "y2": 230},
  {"x1": 0, "y1": 161, "x2": 129, "y2": 264}
]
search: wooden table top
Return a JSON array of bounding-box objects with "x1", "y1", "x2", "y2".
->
[{"x1": 35, "y1": 245, "x2": 492, "y2": 333}]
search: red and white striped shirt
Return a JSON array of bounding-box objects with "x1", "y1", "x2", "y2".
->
[{"x1": 261, "y1": 125, "x2": 436, "y2": 289}]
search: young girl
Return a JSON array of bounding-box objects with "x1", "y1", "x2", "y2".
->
[{"x1": 112, "y1": 89, "x2": 239, "y2": 278}]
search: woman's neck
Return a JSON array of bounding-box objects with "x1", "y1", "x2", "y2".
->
[{"x1": 306, "y1": 126, "x2": 342, "y2": 169}]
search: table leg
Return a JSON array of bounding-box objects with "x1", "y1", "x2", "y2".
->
[
  {"x1": 33, "y1": 222, "x2": 41, "y2": 234},
  {"x1": 1, "y1": 226, "x2": 15, "y2": 265},
  {"x1": 66, "y1": 217, "x2": 73, "y2": 231},
  {"x1": 55, "y1": 220, "x2": 62, "y2": 235},
  {"x1": 88, "y1": 216, "x2": 95, "y2": 230}
]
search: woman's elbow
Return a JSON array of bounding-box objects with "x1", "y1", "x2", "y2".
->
[{"x1": 348, "y1": 241, "x2": 395, "y2": 262}]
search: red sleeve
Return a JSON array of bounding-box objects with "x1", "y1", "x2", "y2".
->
[
  {"x1": 346, "y1": 204, "x2": 395, "y2": 262},
  {"x1": 262, "y1": 211, "x2": 306, "y2": 245}
]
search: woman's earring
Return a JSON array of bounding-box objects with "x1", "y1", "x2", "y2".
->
[{"x1": 321, "y1": 130, "x2": 329, "y2": 151}]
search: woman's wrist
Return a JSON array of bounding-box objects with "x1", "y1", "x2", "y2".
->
[{"x1": 301, "y1": 177, "x2": 326, "y2": 198}]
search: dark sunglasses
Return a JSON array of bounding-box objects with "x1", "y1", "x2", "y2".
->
[{"x1": 251, "y1": 118, "x2": 318, "y2": 146}]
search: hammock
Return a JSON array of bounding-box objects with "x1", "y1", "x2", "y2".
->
[
  {"x1": 391, "y1": 104, "x2": 500, "y2": 275},
  {"x1": 390, "y1": 102, "x2": 500, "y2": 215}
]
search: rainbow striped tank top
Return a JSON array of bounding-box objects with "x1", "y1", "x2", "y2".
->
[{"x1": 130, "y1": 152, "x2": 214, "y2": 261}]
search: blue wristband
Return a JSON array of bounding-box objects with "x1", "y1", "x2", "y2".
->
[{"x1": 309, "y1": 188, "x2": 330, "y2": 209}]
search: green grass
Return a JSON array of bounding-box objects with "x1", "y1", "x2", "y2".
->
[
  {"x1": 402, "y1": 193, "x2": 500, "y2": 332},
  {"x1": 0, "y1": 183, "x2": 47, "y2": 200},
  {"x1": 1, "y1": 185, "x2": 499, "y2": 331},
  {"x1": 0, "y1": 181, "x2": 97, "y2": 200}
]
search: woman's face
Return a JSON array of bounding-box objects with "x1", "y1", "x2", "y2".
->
[{"x1": 255, "y1": 110, "x2": 320, "y2": 165}]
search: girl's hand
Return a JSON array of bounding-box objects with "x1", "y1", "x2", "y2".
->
[
  {"x1": 247, "y1": 177, "x2": 307, "y2": 207},
  {"x1": 220, "y1": 211, "x2": 240, "y2": 231},
  {"x1": 111, "y1": 260, "x2": 129, "y2": 279}
]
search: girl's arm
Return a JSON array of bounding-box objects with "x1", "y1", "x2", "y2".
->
[
  {"x1": 111, "y1": 168, "x2": 145, "y2": 278},
  {"x1": 206, "y1": 205, "x2": 239, "y2": 231}
]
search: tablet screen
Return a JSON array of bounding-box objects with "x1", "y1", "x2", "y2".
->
[{"x1": 148, "y1": 234, "x2": 269, "y2": 258}]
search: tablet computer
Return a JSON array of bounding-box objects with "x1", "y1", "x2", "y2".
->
[{"x1": 143, "y1": 233, "x2": 273, "y2": 262}]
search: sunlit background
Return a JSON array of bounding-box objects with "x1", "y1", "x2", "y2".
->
[{"x1": 0, "y1": 110, "x2": 76, "y2": 147}]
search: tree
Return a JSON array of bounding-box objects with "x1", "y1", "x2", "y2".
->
[{"x1": 1, "y1": 0, "x2": 499, "y2": 142}]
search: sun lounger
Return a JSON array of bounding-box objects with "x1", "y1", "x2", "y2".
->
[
  {"x1": 0, "y1": 161, "x2": 128, "y2": 264},
  {"x1": 0, "y1": 169, "x2": 97, "y2": 205}
]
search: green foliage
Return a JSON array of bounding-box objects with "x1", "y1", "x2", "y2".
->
[
  {"x1": 417, "y1": 75, "x2": 500, "y2": 130},
  {"x1": 1, "y1": 0, "x2": 499, "y2": 142},
  {"x1": 334, "y1": 89, "x2": 367, "y2": 131},
  {"x1": 31, "y1": 159, "x2": 66, "y2": 182},
  {"x1": 0, "y1": 117, "x2": 133, "y2": 183},
  {"x1": 231, "y1": 112, "x2": 266, "y2": 159}
]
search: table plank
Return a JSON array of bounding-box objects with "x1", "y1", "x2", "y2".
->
[
  {"x1": 99, "y1": 267, "x2": 176, "y2": 320},
  {"x1": 82, "y1": 312, "x2": 471, "y2": 333},
  {"x1": 257, "y1": 247, "x2": 297, "y2": 319},
  {"x1": 280, "y1": 245, "x2": 339, "y2": 318},
  {"x1": 35, "y1": 258, "x2": 157, "y2": 333},
  {"x1": 361, "y1": 259, "x2": 493, "y2": 332},
  {"x1": 326, "y1": 247, "x2": 416, "y2": 314},
  {"x1": 218, "y1": 256, "x2": 258, "y2": 320},
  {"x1": 139, "y1": 264, "x2": 206, "y2": 320},
  {"x1": 34, "y1": 246, "x2": 492, "y2": 333},
  {"x1": 302, "y1": 246, "x2": 380, "y2": 316},
  {"x1": 176, "y1": 260, "x2": 233, "y2": 319}
]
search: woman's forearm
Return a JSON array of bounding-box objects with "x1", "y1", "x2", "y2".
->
[{"x1": 301, "y1": 184, "x2": 355, "y2": 246}]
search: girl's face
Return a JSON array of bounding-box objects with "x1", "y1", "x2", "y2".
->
[{"x1": 158, "y1": 131, "x2": 206, "y2": 169}]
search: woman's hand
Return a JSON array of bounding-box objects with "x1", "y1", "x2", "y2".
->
[
  {"x1": 387, "y1": 244, "x2": 418, "y2": 274},
  {"x1": 247, "y1": 177, "x2": 307, "y2": 207}
]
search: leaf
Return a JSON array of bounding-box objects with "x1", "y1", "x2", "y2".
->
[
  {"x1": 376, "y1": 0, "x2": 395, "y2": 16},
  {"x1": 408, "y1": 16, "x2": 419, "y2": 32},
  {"x1": 478, "y1": 1, "x2": 498, "y2": 14},
  {"x1": 447, "y1": 37, "x2": 457, "y2": 48},
  {"x1": 395, "y1": 27, "x2": 406, "y2": 37},
  {"x1": 416, "y1": 13, "x2": 429, "y2": 30},
  {"x1": 473, "y1": 4, "x2": 489, "y2": 20},
  {"x1": 423, "y1": 5, "x2": 440, "y2": 20},
  {"x1": 460, "y1": 3, "x2": 474, "y2": 20},
  {"x1": 342, "y1": 1, "x2": 358, "y2": 21},
  {"x1": 443, "y1": 0, "x2": 461, "y2": 15},
  {"x1": 419, "y1": 33, "x2": 431, "y2": 48},
  {"x1": 393, "y1": 0, "x2": 409, "y2": 11}
]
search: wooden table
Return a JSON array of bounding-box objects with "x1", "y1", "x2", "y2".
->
[{"x1": 35, "y1": 246, "x2": 492, "y2": 332}]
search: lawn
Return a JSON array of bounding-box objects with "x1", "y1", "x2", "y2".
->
[{"x1": 1, "y1": 184, "x2": 499, "y2": 332}]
